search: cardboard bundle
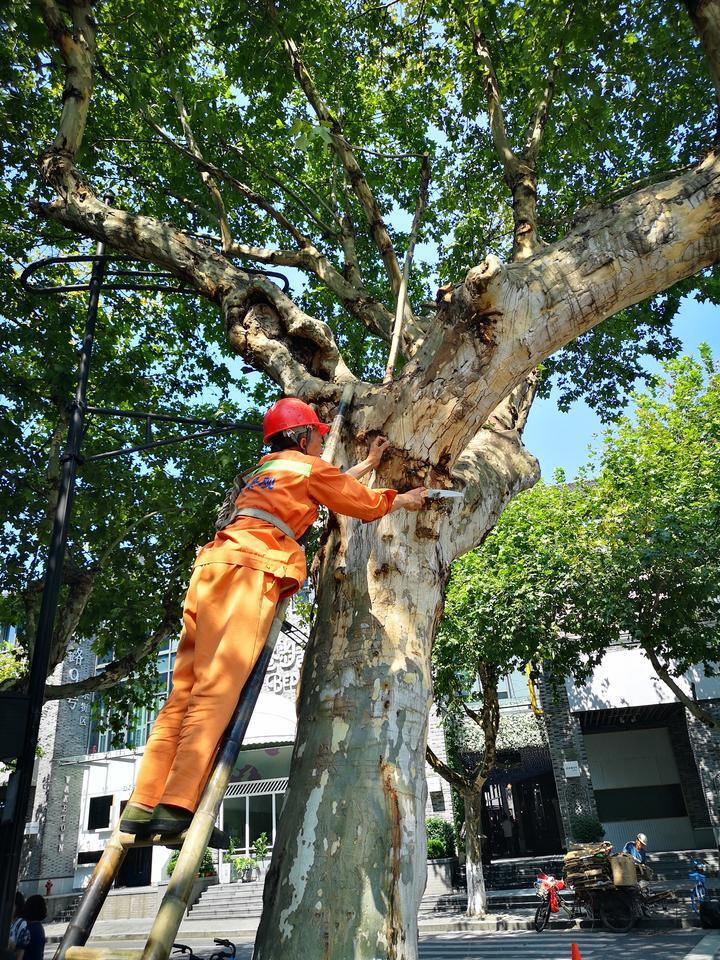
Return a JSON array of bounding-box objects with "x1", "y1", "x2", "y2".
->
[{"x1": 563, "y1": 842, "x2": 615, "y2": 891}]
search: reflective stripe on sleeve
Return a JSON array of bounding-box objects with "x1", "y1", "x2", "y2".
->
[{"x1": 245, "y1": 459, "x2": 312, "y2": 480}]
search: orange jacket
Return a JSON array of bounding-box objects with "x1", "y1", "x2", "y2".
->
[{"x1": 194, "y1": 450, "x2": 397, "y2": 597}]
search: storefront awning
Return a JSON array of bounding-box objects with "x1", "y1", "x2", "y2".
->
[{"x1": 242, "y1": 691, "x2": 297, "y2": 746}]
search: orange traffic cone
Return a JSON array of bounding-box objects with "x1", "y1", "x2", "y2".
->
[{"x1": 571, "y1": 944, "x2": 582, "y2": 960}]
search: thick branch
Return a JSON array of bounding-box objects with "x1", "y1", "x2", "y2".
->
[
  {"x1": 685, "y1": 0, "x2": 720, "y2": 140},
  {"x1": 38, "y1": 0, "x2": 96, "y2": 159},
  {"x1": 474, "y1": 663, "x2": 500, "y2": 785},
  {"x1": 389, "y1": 151, "x2": 720, "y2": 469},
  {"x1": 426, "y1": 743, "x2": 470, "y2": 793},
  {"x1": 95, "y1": 74, "x2": 395, "y2": 342},
  {"x1": 641, "y1": 640, "x2": 717, "y2": 728},
  {"x1": 266, "y1": 1, "x2": 404, "y2": 300},
  {"x1": 468, "y1": 20, "x2": 518, "y2": 182},
  {"x1": 384, "y1": 154, "x2": 431, "y2": 381}
]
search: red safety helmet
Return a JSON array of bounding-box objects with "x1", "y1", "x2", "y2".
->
[{"x1": 263, "y1": 397, "x2": 330, "y2": 442}]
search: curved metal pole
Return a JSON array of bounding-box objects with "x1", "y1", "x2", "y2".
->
[{"x1": 0, "y1": 241, "x2": 106, "y2": 944}]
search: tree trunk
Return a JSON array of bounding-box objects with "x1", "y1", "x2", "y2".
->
[
  {"x1": 254, "y1": 509, "x2": 447, "y2": 960},
  {"x1": 464, "y1": 790, "x2": 488, "y2": 919}
]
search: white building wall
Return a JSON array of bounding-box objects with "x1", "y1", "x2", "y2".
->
[{"x1": 567, "y1": 647, "x2": 720, "y2": 712}]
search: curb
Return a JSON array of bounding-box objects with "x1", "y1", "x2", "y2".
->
[{"x1": 45, "y1": 912, "x2": 705, "y2": 946}]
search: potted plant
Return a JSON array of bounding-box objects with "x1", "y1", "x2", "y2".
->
[
  {"x1": 232, "y1": 855, "x2": 258, "y2": 883},
  {"x1": 166, "y1": 847, "x2": 216, "y2": 878},
  {"x1": 251, "y1": 832, "x2": 269, "y2": 874}
]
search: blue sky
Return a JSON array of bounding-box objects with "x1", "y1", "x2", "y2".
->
[{"x1": 523, "y1": 296, "x2": 720, "y2": 480}]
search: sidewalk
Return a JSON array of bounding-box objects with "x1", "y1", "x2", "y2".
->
[{"x1": 44, "y1": 909, "x2": 711, "y2": 946}]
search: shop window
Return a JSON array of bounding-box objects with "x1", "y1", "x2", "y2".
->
[
  {"x1": 87, "y1": 794, "x2": 112, "y2": 830},
  {"x1": 77, "y1": 850, "x2": 103, "y2": 864}
]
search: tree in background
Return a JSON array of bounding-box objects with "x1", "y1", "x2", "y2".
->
[
  {"x1": 554, "y1": 351, "x2": 720, "y2": 726},
  {"x1": 5, "y1": 0, "x2": 720, "y2": 953},
  {"x1": 430, "y1": 530, "x2": 568, "y2": 917},
  {"x1": 429, "y1": 352, "x2": 719, "y2": 916}
]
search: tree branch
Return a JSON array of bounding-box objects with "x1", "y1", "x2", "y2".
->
[
  {"x1": 35, "y1": 10, "x2": 351, "y2": 394},
  {"x1": 426, "y1": 743, "x2": 470, "y2": 793},
  {"x1": 221, "y1": 139, "x2": 342, "y2": 241},
  {"x1": 95, "y1": 66, "x2": 395, "y2": 343},
  {"x1": 522, "y1": 10, "x2": 573, "y2": 162},
  {"x1": 266, "y1": 1, "x2": 404, "y2": 301},
  {"x1": 474, "y1": 662, "x2": 500, "y2": 784},
  {"x1": 467, "y1": 19, "x2": 519, "y2": 182},
  {"x1": 641, "y1": 640, "x2": 717, "y2": 728},
  {"x1": 685, "y1": 0, "x2": 720, "y2": 141},
  {"x1": 172, "y1": 86, "x2": 234, "y2": 252},
  {"x1": 37, "y1": 0, "x2": 96, "y2": 161},
  {"x1": 44, "y1": 578, "x2": 183, "y2": 701},
  {"x1": 384, "y1": 154, "x2": 431, "y2": 381}
]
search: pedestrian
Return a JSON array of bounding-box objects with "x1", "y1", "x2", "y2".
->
[
  {"x1": 8, "y1": 892, "x2": 29, "y2": 960},
  {"x1": 118, "y1": 398, "x2": 426, "y2": 840},
  {"x1": 19, "y1": 897, "x2": 46, "y2": 960},
  {"x1": 501, "y1": 814, "x2": 516, "y2": 856}
]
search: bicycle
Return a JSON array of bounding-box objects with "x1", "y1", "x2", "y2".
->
[
  {"x1": 208, "y1": 939, "x2": 236, "y2": 960},
  {"x1": 534, "y1": 871, "x2": 581, "y2": 932},
  {"x1": 689, "y1": 858, "x2": 707, "y2": 912},
  {"x1": 172, "y1": 945, "x2": 199, "y2": 960}
]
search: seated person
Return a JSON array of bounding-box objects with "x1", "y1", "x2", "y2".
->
[{"x1": 623, "y1": 832, "x2": 648, "y2": 864}]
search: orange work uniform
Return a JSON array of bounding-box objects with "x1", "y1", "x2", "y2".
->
[{"x1": 130, "y1": 450, "x2": 397, "y2": 812}]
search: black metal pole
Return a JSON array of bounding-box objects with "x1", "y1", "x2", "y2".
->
[{"x1": 0, "y1": 240, "x2": 107, "y2": 944}]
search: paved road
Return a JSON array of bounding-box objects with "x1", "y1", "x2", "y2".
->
[
  {"x1": 138, "y1": 929, "x2": 706, "y2": 960},
  {"x1": 418, "y1": 929, "x2": 705, "y2": 958}
]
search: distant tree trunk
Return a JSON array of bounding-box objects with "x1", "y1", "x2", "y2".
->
[{"x1": 464, "y1": 789, "x2": 488, "y2": 918}]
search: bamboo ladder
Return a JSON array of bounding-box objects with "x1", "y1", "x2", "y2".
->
[{"x1": 53, "y1": 385, "x2": 355, "y2": 960}]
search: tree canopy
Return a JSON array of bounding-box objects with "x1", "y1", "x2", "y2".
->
[
  {"x1": 3, "y1": 0, "x2": 718, "y2": 409},
  {"x1": 439, "y1": 350, "x2": 720, "y2": 725}
]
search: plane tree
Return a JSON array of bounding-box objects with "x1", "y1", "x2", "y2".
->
[{"x1": 6, "y1": 0, "x2": 720, "y2": 955}]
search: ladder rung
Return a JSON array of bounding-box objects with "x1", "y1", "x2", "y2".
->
[
  {"x1": 66, "y1": 949, "x2": 143, "y2": 960},
  {"x1": 118, "y1": 829, "x2": 186, "y2": 849}
]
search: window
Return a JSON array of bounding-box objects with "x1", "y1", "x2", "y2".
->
[
  {"x1": 77, "y1": 850, "x2": 103, "y2": 864},
  {"x1": 89, "y1": 637, "x2": 179, "y2": 751},
  {"x1": 87, "y1": 794, "x2": 112, "y2": 830},
  {"x1": 430, "y1": 790, "x2": 446, "y2": 813}
]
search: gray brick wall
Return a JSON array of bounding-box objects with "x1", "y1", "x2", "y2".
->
[
  {"x1": 21, "y1": 636, "x2": 95, "y2": 890},
  {"x1": 425, "y1": 705, "x2": 453, "y2": 823},
  {"x1": 539, "y1": 674, "x2": 599, "y2": 847},
  {"x1": 684, "y1": 700, "x2": 720, "y2": 846},
  {"x1": 666, "y1": 706, "x2": 712, "y2": 832}
]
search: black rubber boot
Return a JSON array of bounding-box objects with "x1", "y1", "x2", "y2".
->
[
  {"x1": 149, "y1": 804, "x2": 230, "y2": 849},
  {"x1": 118, "y1": 802, "x2": 154, "y2": 836}
]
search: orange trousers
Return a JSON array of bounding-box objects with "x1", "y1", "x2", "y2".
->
[{"x1": 131, "y1": 562, "x2": 280, "y2": 811}]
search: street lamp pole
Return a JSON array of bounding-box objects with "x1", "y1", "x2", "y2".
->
[{"x1": 0, "y1": 240, "x2": 107, "y2": 942}]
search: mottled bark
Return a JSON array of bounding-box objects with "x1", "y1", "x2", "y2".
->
[{"x1": 256, "y1": 498, "x2": 445, "y2": 960}]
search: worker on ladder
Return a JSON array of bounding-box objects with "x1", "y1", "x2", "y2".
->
[{"x1": 118, "y1": 397, "x2": 426, "y2": 840}]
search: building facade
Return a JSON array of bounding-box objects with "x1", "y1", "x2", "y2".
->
[
  {"x1": 18, "y1": 607, "x2": 454, "y2": 894},
  {"x1": 543, "y1": 645, "x2": 720, "y2": 854},
  {"x1": 17, "y1": 626, "x2": 719, "y2": 894}
]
